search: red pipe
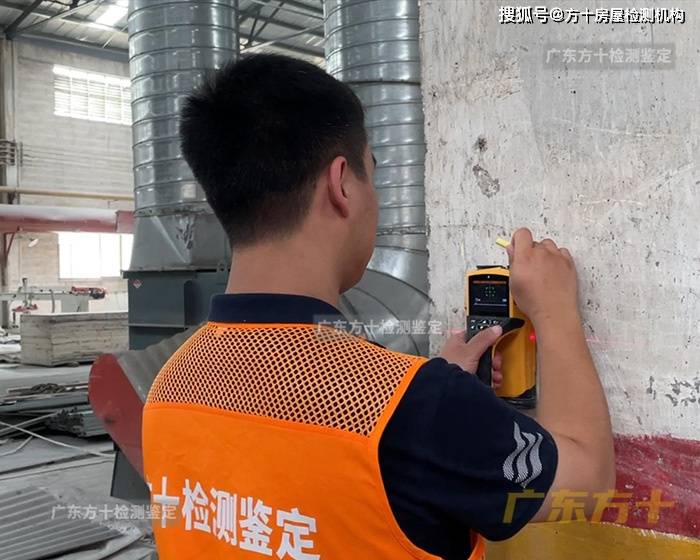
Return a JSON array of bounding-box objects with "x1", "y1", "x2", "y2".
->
[{"x1": 0, "y1": 204, "x2": 134, "y2": 234}]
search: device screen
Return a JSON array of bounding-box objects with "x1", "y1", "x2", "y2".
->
[{"x1": 469, "y1": 276, "x2": 509, "y2": 316}]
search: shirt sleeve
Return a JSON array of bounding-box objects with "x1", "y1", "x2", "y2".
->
[{"x1": 379, "y1": 357, "x2": 558, "y2": 553}]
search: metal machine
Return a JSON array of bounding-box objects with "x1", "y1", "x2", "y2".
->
[{"x1": 0, "y1": 279, "x2": 103, "y2": 326}]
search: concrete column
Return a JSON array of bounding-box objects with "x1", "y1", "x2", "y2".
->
[
  {"x1": 421, "y1": 0, "x2": 699, "y2": 551},
  {"x1": 421, "y1": 0, "x2": 698, "y2": 440},
  {"x1": 0, "y1": 39, "x2": 18, "y2": 328}
]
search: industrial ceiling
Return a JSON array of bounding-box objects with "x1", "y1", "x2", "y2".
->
[{"x1": 0, "y1": 0, "x2": 325, "y2": 64}]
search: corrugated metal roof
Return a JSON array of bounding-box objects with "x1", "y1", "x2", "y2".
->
[
  {"x1": 0, "y1": 486, "x2": 121, "y2": 560},
  {"x1": 0, "y1": 0, "x2": 325, "y2": 65}
]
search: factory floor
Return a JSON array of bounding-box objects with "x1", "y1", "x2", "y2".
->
[{"x1": 0, "y1": 362, "x2": 155, "y2": 560}]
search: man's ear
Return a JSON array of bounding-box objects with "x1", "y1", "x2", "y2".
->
[{"x1": 327, "y1": 155, "x2": 350, "y2": 218}]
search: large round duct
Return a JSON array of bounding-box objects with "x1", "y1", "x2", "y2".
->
[
  {"x1": 325, "y1": 0, "x2": 429, "y2": 355},
  {"x1": 128, "y1": 0, "x2": 238, "y2": 270}
]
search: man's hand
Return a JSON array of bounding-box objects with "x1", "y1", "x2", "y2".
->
[
  {"x1": 506, "y1": 228, "x2": 579, "y2": 326},
  {"x1": 504, "y1": 228, "x2": 615, "y2": 522},
  {"x1": 440, "y1": 327, "x2": 504, "y2": 389}
]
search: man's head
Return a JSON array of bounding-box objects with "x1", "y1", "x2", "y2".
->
[{"x1": 180, "y1": 54, "x2": 378, "y2": 291}]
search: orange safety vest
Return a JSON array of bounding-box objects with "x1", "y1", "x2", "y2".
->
[{"x1": 143, "y1": 323, "x2": 486, "y2": 559}]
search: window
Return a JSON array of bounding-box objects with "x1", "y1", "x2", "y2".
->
[
  {"x1": 53, "y1": 65, "x2": 131, "y2": 125},
  {"x1": 58, "y1": 232, "x2": 133, "y2": 279}
]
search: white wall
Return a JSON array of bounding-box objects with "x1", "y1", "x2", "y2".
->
[
  {"x1": 421, "y1": 0, "x2": 699, "y2": 439},
  {"x1": 4, "y1": 39, "x2": 133, "y2": 313},
  {"x1": 14, "y1": 40, "x2": 133, "y2": 206}
]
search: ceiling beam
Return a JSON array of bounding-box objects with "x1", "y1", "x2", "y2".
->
[
  {"x1": 0, "y1": 0, "x2": 324, "y2": 59},
  {"x1": 242, "y1": 39, "x2": 322, "y2": 59},
  {"x1": 7, "y1": 0, "x2": 101, "y2": 39},
  {"x1": 279, "y1": 0, "x2": 323, "y2": 17},
  {"x1": 20, "y1": 23, "x2": 323, "y2": 61},
  {"x1": 247, "y1": 0, "x2": 323, "y2": 20},
  {"x1": 247, "y1": 1, "x2": 284, "y2": 47},
  {"x1": 240, "y1": 13, "x2": 324, "y2": 38},
  {"x1": 16, "y1": 32, "x2": 128, "y2": 62},
  {"x1": 241, "y1": 20, "x2": 323, "y2": 54},
  {"x1": 3, "y1": 0, "x2": 43, "y2": 40}
]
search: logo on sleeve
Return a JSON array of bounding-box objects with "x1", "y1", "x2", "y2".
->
[{"x1": 503, "y1": 421, "x2": 543, "y2": 488}]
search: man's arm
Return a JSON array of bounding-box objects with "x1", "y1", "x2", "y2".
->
[{"x1": 506, "y1": 228, "x2": 615, "y2": 520}]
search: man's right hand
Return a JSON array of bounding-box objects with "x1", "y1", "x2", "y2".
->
[
  {"x1": 504, "y1": 229, "x2": 615, "y2": 523},
  {"x1": 506, "y1": 228, "x2": 579, "y2": 326}
]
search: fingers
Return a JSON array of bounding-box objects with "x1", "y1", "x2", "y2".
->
[
  {"x1": 465, "y1": 324, "x2": 502, "y2": 355},
  {"x1": 540, "y1": 238, "x2": 559, "y2": 252},
  {"x1": 541, "y1": 238, "x2": 575, "y2": 266},
  {"x1": 491, "y1": 352, "x2": 503, "y2": 389},
  {"x1": 509, "y1": 229, "x2": 574, "y2": 262},
  {"x1": 511, "y1": 228, "x2": 534, "y2": 262}
]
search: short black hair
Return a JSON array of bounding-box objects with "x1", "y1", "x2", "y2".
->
[{"x1": 180, "y1": 54, "x2": 367, "y2": 246}]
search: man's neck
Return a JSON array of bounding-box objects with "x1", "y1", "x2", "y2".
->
[{"x1": 225, "y1": 239, "x2": 342, "y2": 308}]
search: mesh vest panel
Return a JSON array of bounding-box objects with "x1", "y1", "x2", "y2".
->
[{"x1": 148, "y1": 323, "x2": 422, "y2": 437}]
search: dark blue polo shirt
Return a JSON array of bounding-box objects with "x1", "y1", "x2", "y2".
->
[{"x1": 209, "y1": 293, "x2": 557, "y2": 559}]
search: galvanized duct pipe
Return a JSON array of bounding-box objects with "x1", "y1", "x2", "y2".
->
[
  {"x1": 127, "y1": 0, "x2": 238, "y2": 270},
  {"x1": 325, "y1": 0, "x2": 429, "y2": 355}
]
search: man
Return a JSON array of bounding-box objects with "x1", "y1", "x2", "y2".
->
[{"x1": 142, "y1": 54, "x2": 615, "y2": 559}]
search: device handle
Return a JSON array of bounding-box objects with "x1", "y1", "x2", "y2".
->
[{"x1": 475, "y1": 318, "x2": 525, "y2": 386}]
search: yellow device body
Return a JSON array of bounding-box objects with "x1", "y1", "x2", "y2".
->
[{"x1": 465, "y1": 266, "x2": 537, "y2": 407}]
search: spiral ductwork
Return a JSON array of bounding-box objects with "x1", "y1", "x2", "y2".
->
[
  {"x1": 325, "y1": 0, "x2": 429, "y2": 355},
  {"x1": 128, "y1": 0, "x2": 237, "y2": 270}
]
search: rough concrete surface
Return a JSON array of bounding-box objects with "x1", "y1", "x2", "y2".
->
[{"x1": 421, "y1": 0, "x2": 699, "y2": 439}]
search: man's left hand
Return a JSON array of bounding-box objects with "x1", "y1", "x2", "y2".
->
[{"x1": 439, "y1": 326, "x2": 504, "y2": 389}]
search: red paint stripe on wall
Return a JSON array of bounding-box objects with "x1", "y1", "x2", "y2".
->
[{"x1": 609, "y1": 434, "x2": 700, "y2": 538}]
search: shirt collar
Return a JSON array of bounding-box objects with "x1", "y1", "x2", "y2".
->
[{"x1": 208, "y1": 293, "x2": 347, "y2": 325}]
